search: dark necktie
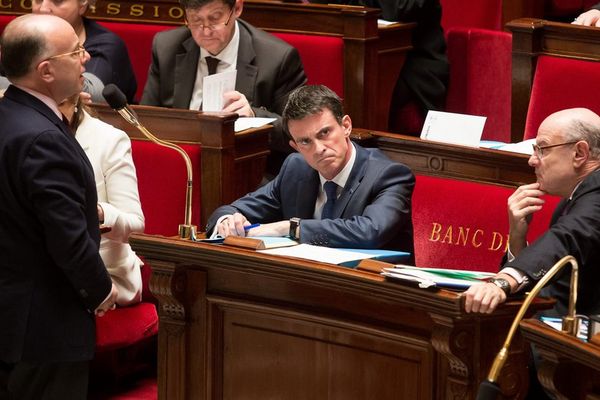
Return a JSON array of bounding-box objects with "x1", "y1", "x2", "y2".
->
[
  {"x1": 321, "y1": 181, "x2": 338, "y2": 219},
  {"x1": 205, "y1": 56, "x2": 220, "y2": 76}
]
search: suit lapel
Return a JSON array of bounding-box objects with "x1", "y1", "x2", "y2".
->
[
  {"x1": 333, "y1": 145, "x2": 368, "y2": 218},
  {"x1": 296, "y1": 170, "x2": 319, "y2": 218},
  {"x1": 173, "y1": 36, "x2": 200, "y2": 109},
  {"x1": 235, "y1": 21, "x2": 257, "y2": 103}
]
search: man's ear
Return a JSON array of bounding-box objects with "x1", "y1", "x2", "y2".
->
[
  {"x1": 234, "y1": 0, "x2": 244, "y2": 17},
  {"x1": 79, "y1": 0, "x2": 89, "y2": 15},
  {"x1": 289, "y1": 139, "x2": 298, "y2": 152},
  {"x1": 342, "y1": 115, "x2": 352, "y2": 136},
  {"x1": 573, "y1": 140, "x2": 590, "y2": 167},
  {"x1": 36, "y1": 61, "x2": 54, "y2": 84}
]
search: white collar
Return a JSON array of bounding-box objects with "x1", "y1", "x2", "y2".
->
[
  {"x1": 14, "y1": 84, "x2": 62, "y2": 120},
  {"x1": 199, "y1": 20, "x2": 240, "y2": 68},
  {"x1": 319, "y1": 142, "x2": 356, "y2": 189}
]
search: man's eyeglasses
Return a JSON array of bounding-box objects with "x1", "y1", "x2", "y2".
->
[
  {"x1": 186, "y1": 8, "x2": 234, "y2": 31},
  {"x1": 531, "y1": 141, "x2": 579, "y2": 158},
  {"x1": 45, "y1": 45, "x2": 86, "y2": 61}
]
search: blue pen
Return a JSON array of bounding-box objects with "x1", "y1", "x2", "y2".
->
[{"x1": 244, "y1": 223, "x2": 260, "y2": 231}]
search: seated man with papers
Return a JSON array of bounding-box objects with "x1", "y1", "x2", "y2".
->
[{"x1": 206, "y1": 85, "x2": 415, "y2": 256}]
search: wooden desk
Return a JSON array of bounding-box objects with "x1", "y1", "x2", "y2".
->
[
  {"x1": 93, "y1": 104, "x2": 270, "y2": 224},
  {"x1": 130, "y1": 234, "x2": 553, "y2": 399},
  {"x1": 356, "y1": 129, "x2": 536, "y2": 187},
  {"x1": 520, "y1": 319, "x2": 600, "y2": 400}
]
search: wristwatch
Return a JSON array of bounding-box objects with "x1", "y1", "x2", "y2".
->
[
  {"x1": 488, "y1": 278, "x2": 511, "y2": 296},
  {"x1": 289, "y1": 217, "x2": 301, "y2": 240}
]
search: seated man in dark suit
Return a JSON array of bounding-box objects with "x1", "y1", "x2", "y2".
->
[
  {"x1": 141, "y1": 0, "x2": 307, "y2": 171},
  {"x1": 206, "y1": 85, "x2": 415, "y2": 254},
  {"x1": 464, "y1": 108, "x2": 600, "y2": 317}
]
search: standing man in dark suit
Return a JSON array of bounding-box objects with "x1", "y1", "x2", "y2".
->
[
  {"x1": 207, "y1": 85, "x2": 415, "y2": 254},
  {"x1": 0, "y1": 14, "x2": 117, "y2": 399},
  {"x1": 464, "y1": 108, "x2": 600, "y2": 317},
  {"x1": 141, "y1": 0, "x2": 307, "y2": 171}
]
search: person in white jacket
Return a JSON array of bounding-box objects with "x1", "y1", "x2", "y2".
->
[{"x1": 60, "y1": 94, "x2": 145, "y2": 306}]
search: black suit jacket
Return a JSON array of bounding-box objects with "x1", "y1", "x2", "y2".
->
[
  {"x1": 0, "y1": 86, "x2": 112, "y2": 363},
  {"x1": 505, "y1": 169, "x2": 600, "y2": 317},
  {"x1": 207, "y1": 144, "x2": 415, "y2": 255},
  {"x1": 141, "y1": 19, "x2": 307, "y2": 154},
  {"x1": 313, "y1": 0, "x2": 448, "y2": 112}
]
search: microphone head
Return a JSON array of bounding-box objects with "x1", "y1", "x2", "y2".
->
[
  {"x1": 102, "y1": 84, "x2": 128, "y2": 110},
  {"x1": 476, "y1": 380, "x2": 502, "y2": 400}
]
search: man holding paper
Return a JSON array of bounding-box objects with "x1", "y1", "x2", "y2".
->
[
  {"x1": 141, "y1": 0, "x2": 307, "y2": 168},
  {"x1": 206, "y1": 85, "x2": 415, "y2": 255}
]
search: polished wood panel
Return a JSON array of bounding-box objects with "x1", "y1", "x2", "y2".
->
[
  {"x1": 93, "y1": 104, "x2": 269, "y2": 224},
  {"x1": 354, "y1": 128, "x2": 536, "y2": 187},
  {"x1": 130, "y1": 234, "x2": 554, "y2": 399},
  {"x1": 520, "y1": 319, "x2": 600, "y2": 400},
  {"x1": 508, "y1": 18, "x2": 600, "y2": 142}
]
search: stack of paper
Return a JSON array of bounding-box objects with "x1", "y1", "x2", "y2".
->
[{"x1": 382, "y1": 265, "x2": 494, "y2": 289}]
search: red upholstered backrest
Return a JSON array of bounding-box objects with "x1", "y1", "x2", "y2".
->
[
  {"x1": 272, "y1": 32, "x2": 344, "y2": 98},
  {"x1": 131, "y1": 140, "x2": 202, "y2": 236},
  {"x1": 412, "y1": 175, "x2": 560, "y2": 272},
  {"x1": 446, "y1": 27, "x2": 512, "y2": 142},
  {"x1": 97, "y1": 21, "x2": 174, "y2": 103},
  {"x1": 524, "y1": 55, "x2": 600, "y2": 139},
  {"x1": 0, "y1": 14, "x2": 15, "y2": 34},
  {"x1": 439, "y1": 0, "x2": 502, "y2": 31}
]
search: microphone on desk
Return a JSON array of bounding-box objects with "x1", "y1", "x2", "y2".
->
[
  {"x1": 475, "y1": 255, "x2": 580, "y2": 400},
  {"x1": 102, "y1": 84, "x2": 197, "y2": 239}
]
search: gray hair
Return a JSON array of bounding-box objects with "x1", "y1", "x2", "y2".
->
[
  {"x1": 0, "y1": 21, "x2": 47, "y2": 80},
  {"x1": 564, "y1": 119, "x2": 600, "y2": 159}
]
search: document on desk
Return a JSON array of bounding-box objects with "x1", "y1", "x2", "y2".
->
[
  {"x1": 235, "y1": 117, "x2": 276, "y2": 132},
  {"x1": 258, "y1": 244, "x2": 409, "y2": 266},
  {"x1": 382, "y1": 265, "x2": 494, "y2": 289},
  {"x1": 202, "y1": 70, "x2": 236, "y2": 112},
  {"x1": 421, "y1": 110, "x2": 486, "y2": 147}
]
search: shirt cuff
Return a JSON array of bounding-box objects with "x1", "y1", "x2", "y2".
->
[
  {"x1": 209, "y1": 215, "x2": 231, "y2": 239},
  {"x1": 500, "y1": 267, "x2": 530, "y2": 293}
]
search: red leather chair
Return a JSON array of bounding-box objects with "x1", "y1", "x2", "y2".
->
[
  {"x1": 445, "y1": 27, "x2": 512, "y2": 142},
  {"x1": 523, "y1": 55, "x2": 600, "y2": 140},
  {"x1": 412, "y1": 175, "x2": 560, "y2": 272}
]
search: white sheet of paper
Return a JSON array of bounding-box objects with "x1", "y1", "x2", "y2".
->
[
  {"x1": 258, "y1": 243, "x2": 375, "y2": 265},
  {"x1": 202, "y1": 70, "x2": 236, "y2": 112},
  {"x1": 420, "y1": 110, "x2": 486, "y2": 147},
  {"x1": 234, "y1": 117, "x2": 277, "y2": 132}
]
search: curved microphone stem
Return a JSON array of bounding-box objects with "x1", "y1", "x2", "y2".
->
[
  {"x1": 116, "y1": 107, "x2": 196, "y2": 240},
  {"x1": 476, "y1": 255, "x2": 579, "y2": 400}
]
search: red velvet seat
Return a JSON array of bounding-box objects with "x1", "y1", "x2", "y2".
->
[
  {"x1": 445, "y1": 27, "x2": 512, "y2": 142},
  {"x1": 412, "y1": 175, "x2": 560, "y2": 272},
  {"x1": 271, "y1": 32, "x2": 344, "y2": 98},
  {"x1": 523, "y1": 55, "x2": 600, "y2": 139},
  {"x1": 98, "y1": 21, "x2": 173, "y2": 103}
]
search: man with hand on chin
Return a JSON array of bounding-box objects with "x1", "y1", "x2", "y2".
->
[
  {"x1": 206, "y1": 85, "x2": 415, "y2": 255},
  {"x1": 464, "y1": 108, "x2": 600, "y2": 318}
]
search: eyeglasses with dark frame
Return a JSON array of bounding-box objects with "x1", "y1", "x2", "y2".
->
[
  {"x1": 185, "y1": 7, "x2": 235, "y2": 31},
  {"x1": 44, "y1": 44, "x2": 86, "y2": 61},
  {"x1": 531, "y1": 141, "x2": 579, "y2": 158}
]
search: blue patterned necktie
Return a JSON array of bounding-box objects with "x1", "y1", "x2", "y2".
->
[{"x1": 321, "y1": 181, "x2": 338, "y2": 219}]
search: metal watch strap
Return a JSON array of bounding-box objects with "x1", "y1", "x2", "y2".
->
[{"x1": 489, "y1": 278, "x2": 511, "y2": 296}]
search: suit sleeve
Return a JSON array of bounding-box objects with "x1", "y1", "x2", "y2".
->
[
  {"x1": 97, "y1": 129, "x2": 145, "y2": 242},
  {"x1": 140, "y1": 35, "x2": 162, "y2": 106},
  {"x1": 300, "y1": 162, "x2": 415, "y2": 248},
  {"x1": 22, "y1": 130, "x2": 112, "y2": 311},
  {"x1": 505, "y1": 192, "x2": 600, "y2": 280}
]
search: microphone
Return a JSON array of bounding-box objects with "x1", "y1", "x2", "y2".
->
[
  {"x1": 102, "y1": 84, "x2": 196, "y2": 240},
  {"x1": 475, "y1": 255, "x2": 579, "y2": 400}
]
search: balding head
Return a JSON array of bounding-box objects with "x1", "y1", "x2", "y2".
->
[
  {"x1": 539, "y1": 108, "x2": 600, "y2": 159},
  {"x1": 1, "y1": 14, "x2": 73, "y2": 80}
]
